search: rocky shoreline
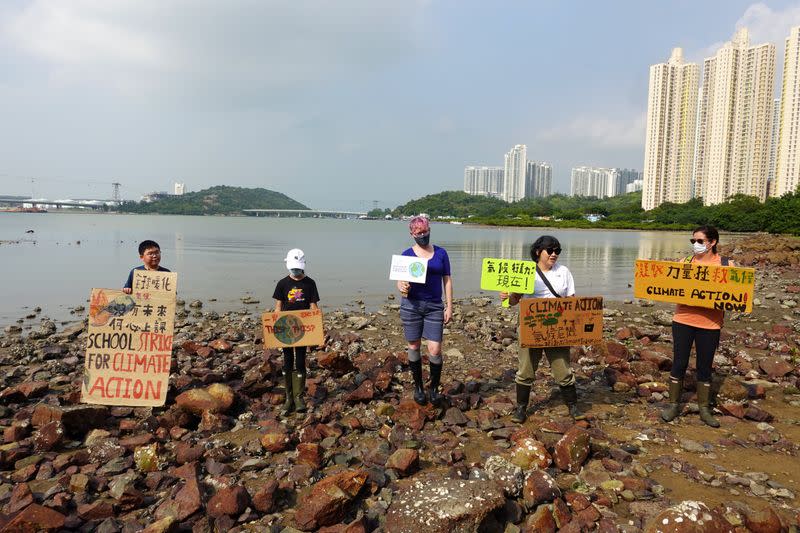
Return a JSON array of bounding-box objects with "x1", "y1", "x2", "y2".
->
[{"x1": 0, "y1": 235, "x2": 799, "y2": 532}]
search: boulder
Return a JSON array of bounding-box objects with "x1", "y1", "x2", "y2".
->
[
  {"x1": 484, "y1": 455, "x2": 524, "y2": 497},
  {"x1": 524, "y1": 504, "x2": 557, "y2": 532},
  {"x1": 385, "y1": 449, "x2": 419, "y2": 477},
  {"x1": 207, "y1": 485, "x2": 250, "y2": 518},
  {"x1": 391, "y1": 399, "x2": 436, "y2": 431},
  {"x1": 644, "y1": 501, "x2": 732, "y2": 533},
  {"x1": 385, "y1": 477, "x2": 505, "y2": 533},
  {"x1": 510, "y1": 437, "x2": 552, "y2": 470},
  {"x1": 175, "y1": 388, "x2": 219, "y2": 415},
  {"x1": 523, "y1": 470, "x2": 561, "y2": 508},
  {"x1": 31, "y1": 404, "x2": 109, "y2": 436},
  {"x1": 2, "y1": 503, "x2": 65, "y2": 531},
  {"x1": 758, "y1": 357, "x2": 794, "y2": 379},
  {"x1": 294, "y1": 469, "x2": 368, "y2": 531},
  {"x1": 554, "y1": 427, "x2": 590, "y2": 473}
]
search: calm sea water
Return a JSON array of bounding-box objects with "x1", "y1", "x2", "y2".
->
[{"x1": 0, "y1": 213, "x2": 724, "y2": 326}]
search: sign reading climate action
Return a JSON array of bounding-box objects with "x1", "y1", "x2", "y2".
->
[
  {"x1": 633, "y1": 259, "x2": 755, "y2": 313},
  {"x1": 82, "y1": 270, "x2": 178, "y2": 407},
  {"x1": 262, "y1": 309, "x2": 324, "y2": 349},
  {"x1": 519, "y1": 296, "x2": 604, "y2": 348},
  {"x1": 480, "y1": 258, "x2": 537, "y2": 293}
]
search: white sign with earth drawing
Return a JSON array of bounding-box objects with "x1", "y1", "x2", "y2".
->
[{"x1": 389, "y1": 255, "x2": 429, "y2": 283}]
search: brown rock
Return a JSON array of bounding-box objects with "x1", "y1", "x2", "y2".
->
[
  {"x1": 718, "y1": 403, "x2": 745, "y2": 419},
  {"x1": 523, "y1": 470, "x2": 561, "y2": 508},
  {"x1": 390, "y1": 399, "x2": 436, "y2": 431},
  {"x1": 206, "y1": 383, "x2": 235, "y2": 412},
  {"x1": 385, "y1": 449, "x2": 419, "y2": 477},
  {"x1": 644, "y1": 501, "x2": 732, "y2": 533},
  {"x1": 345, "y1": 380, "x2": 374, "y2": 403},
  {"x1": 207, "y1": 485, "x2": 250, "y2": 518},
  {"x1": 718, "y1": 380, "x2": 749, "y2": 401},
  {"x1": 744, "y1": 406, "x2": 774, "y2": 422},
  {"x1": 195, "y1": 346, "x2": 215, "y2": 358},
  {"x1": 251, "y1": 479, "x2": 279, "y2": 513},
  {"x1": 260, "y1": 431, "x2": 290, "y2": 453},
  {"x1": 614, "y1": 327, "x2": 633, "y2": 341},
  {"x1": 141, "y1": 516, "x2": 176, "y2": 533},
  {"x1": 744, "y1": 505, "x2": 783, "y2": 533},
  {"x1": 639, "y1": 350, "x2": 673, "y2": 371},
  {"x1": 524, "y1": 504, "x2": 556, "y2": 533},
  {"x1": 31, "y1": 404, "x2": 108, "y2": 436},
  {"x1": 605, "y1": 341, "x2": 629, "y2": 360},
  {"x1": 175, "y1": 388, "x2": 219, "y2": 415},
  {"x1": 318, "y1": 516, "x2": 368, "y2": 533},
  {"x1": 209, "y1": 339, "x2": 233, "y2": 352},
  {"x1": 175, "y1": 442, "x2": 205, "y2": 465},
  {"x1": 0, "y1": 381, "x2": 49, "y2": 401},
  {"x1": 385, "y1": 477, "x2": 505, "y2": 533},
  {"x1": 2, "y1": 503, "x2": 65, "y2": 532},
  {"x1": 552, "y1": 497, "x2": 572, "y2": 528},
  {"x1": 156, "y1": 462, "x2": 202, "y2": 521},
  {"x1": 4, "y1": 423, "x2": 31, "y2": 443},
  {"x1": 317, "y1": 352, "x2": 356, "y2": 375},
  {"x1": 510, "y1": 437, "x2": 552, "y2": 470},
  {"x1": 6, "y1": 483, "x2": 34, "y2": 514},
  {"x1": 296, "y1": 443, "x2": 323, "y2": 469},
  {"x1": 759, "y1": 357, "x2": 794, "y2": 379},
  {"x1": 77, "y1": 499, "x2": 115, "y2": 520},
  {"x1": 294, "y1": 469, "x2": 369, "y2": 531},
  {"x1": 33, "y1": 421, "x2": 64, "y2": 452},
  {"x1": 554, "y1": 427, "x2": 590, "y2": 473}
]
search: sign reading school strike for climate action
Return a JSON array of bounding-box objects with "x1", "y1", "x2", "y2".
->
[
  {"x1": 518, "y1": 296, "x2": 604, "y2": 348},
  {"x1": 633, "y1": 259, "x2": 755, "y2": 313},
  {"x1": 480, "y1": 258, "x2": 538, "y2": 293},
  {"x1": 82, "y1": 270, "x2": 178, "y2": 407},
  {"x1": 261, "y1": 309, "x2": 324, "y2": 349}
]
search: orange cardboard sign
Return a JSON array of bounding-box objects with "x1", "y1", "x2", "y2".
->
[
  {"x1": 519, "y1": 296, "x2": 603, "y2": 348},
  {"x1": 261, "y1": 309, "x2": 325, "y2": 348}
]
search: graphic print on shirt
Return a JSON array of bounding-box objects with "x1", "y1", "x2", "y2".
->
[{"x1": 287, "y1": 288, "x2": 304, "y2": 303}]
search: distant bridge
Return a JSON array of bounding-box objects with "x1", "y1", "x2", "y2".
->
[
  {"x1": 243, "y1": 209, "x2": 366, "y2": 219},
  {"x1": 0, "y1": 195, "x2": 117, "y2": 210}
]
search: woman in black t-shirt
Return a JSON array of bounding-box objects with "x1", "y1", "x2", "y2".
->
[{"x1": 272, "y1": 249, "x2": 320, "y2": 416}]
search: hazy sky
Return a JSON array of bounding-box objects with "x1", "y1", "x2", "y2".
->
[{"x1": 2, "y1": 1, "x2": 800, "y2": 210}]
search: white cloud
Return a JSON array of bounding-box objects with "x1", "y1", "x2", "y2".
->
[
  {"x1": 535, "y1": 112, "x2": 646, "y2": 149},
  {"x1": 1, "y1": 1, "x2": 428, "y2": 99}
]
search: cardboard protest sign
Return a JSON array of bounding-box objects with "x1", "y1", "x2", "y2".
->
[
  {"x1": 519, "y1": 296, "x2": 604, "y2": 348},
  {"x1": 480, "y1": 258, "x2": 537, "y2": 293},
  {"x1": 389, "y1": 255, "x2": 428, "y2": 283},
  {"x1": 82, "y1": 271, "x2": 178, "y2": 407},
  {"x1": 633, "y1": 260, "x2": 755, "y2": 313},
  {"x1": 262, "y1": 308, "x2": 325, "y2": 348}
]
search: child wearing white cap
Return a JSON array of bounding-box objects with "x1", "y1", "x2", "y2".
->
[{"x1": 272, "y1": 248, "x2": 320, "y2": 415}]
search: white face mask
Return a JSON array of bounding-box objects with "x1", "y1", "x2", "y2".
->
[{"x1": 692, "y1": 242, "x2": 708, "y2": 254}]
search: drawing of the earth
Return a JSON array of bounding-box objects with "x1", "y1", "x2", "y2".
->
[
  {"x1": 409, "y1": 261, "x2": 425, "y2": 279},
  {"x1": 273, "y1": 315, "x2": 305, "y2": 344}
]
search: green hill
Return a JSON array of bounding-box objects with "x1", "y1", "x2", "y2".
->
[{"x1": 118, "y1": 186, "x2": 308, "y2": 215}]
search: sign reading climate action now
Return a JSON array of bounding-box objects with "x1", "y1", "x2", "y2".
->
[
  {"x1": 633, "y1": 259, "x2": 755, "y2": 313},
  {"x1": 82, "y1": 270, "x2": 178, "y2": 407},
  {"x1": 480, "y1": 258, "x2": 538, "y2": 293},
  {"x1": 519, "y1": 296, "x2": 604, "y2": 348},
  {"x1": 262, "y1": 309, "x2": 324, "y2": 349}
]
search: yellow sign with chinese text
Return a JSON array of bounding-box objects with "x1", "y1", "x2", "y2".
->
[
  {"x1": 480, "y1": 258, "x2": 538, "y2": 294},
  {"x1": 633, "y1": 260, "x2": 755, "y2": 313}
]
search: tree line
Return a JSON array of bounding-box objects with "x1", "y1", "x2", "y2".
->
[{"x1": 381, "y1": 190, "x2": 800, "y2": 235}]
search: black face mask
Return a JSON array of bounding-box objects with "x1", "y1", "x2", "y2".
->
[{"x1": 413, "y1": 233, "x2": 430, "y2": 246}]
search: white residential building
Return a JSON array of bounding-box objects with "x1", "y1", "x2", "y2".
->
[
  {"x1": 571, "y1": 167, "x2": 638, "y2": 198},
  {"x1": 626, "y1": 179, "x2": 644, "y2": 193},
  {"x1": 641, "y1": 47, "x2": 700, "y2": 210},
  {"x1": 503, "y1": 144, "x2": 527, "y2": 202},
  {"x1": 525, "y1": 161, "x2": 552, "y2": 198},
  {"x1": 464, "y1": 166, "x2": 504, "y2": 198},
  {"x1": 174, "y1": 182, "x2": 186, "y2": 196},
  {"x1": 774, "y1": 26, "x2": 800, "y2": 197},
  {"x1": 694, "y1": 28, "x2": 775, "y2": 204},
  {"x1": 768, "y1": 98, "x2": 780, "y2": 195}
]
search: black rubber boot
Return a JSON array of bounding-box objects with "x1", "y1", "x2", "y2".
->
[
  {"x1": 511, "y1": 383, "x2": 531, "y2": 424},
  {"x1": 429, "y1": 362, "x2": 443, "y2": 405},
  {"x1": 560, "y1": 384, "x2": 579, "y2": 419},
  {"x1": 697, "y1": 382, "x2": 720, "y2": 428},
  {"x1": 409, "y1": 359, "x2": 427, "y2": 405},
  {"x1": 292, "y1": 372, "x2": 307, "y2": 413},
  {"x1": 280, "y1": 372, "x2": 294, "y2": 416},
  {"x1": 661, "y1": 378, "x2": 683, "y2": 422}
]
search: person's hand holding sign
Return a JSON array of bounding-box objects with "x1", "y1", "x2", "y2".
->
[
  {"x1": 397, "y1": 280, "x2": 410, "y2": 297},
  {"x1": 499, "y1": 292, "x2": 522, "y2": 307}
]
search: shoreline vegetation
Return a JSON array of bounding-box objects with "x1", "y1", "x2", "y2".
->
[
  {"x1": 386, "y1": 190, "x2": 800, "y2": 235},
  {"x1": 0, "y1": 234, "x2": 799, "y2": 530}
]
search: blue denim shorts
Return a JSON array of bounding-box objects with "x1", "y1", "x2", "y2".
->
[{"x1": 399, "y1": 298, "x2": 444, "y2": 342}]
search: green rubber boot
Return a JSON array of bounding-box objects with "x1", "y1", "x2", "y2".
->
[
  {"x1": 661, "y1": 378, "x2": 683, "y2": 422},
  {"x1": 697, "y1": 382, "x2": 720, "y2": 428},
  {"x1": 292, "y1": 372, "x2": 307, "y2": 413},
  {"x1": 280, "y1": 372, "x2": 294, "y2": 416},
  {"x1": 511, "y1": 383, "x2": 531, "y2": 424}
]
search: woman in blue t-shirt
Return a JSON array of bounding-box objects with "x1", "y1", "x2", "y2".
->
[{"x1": 396, "y1": 216, "x2": 453, "y2": 405}]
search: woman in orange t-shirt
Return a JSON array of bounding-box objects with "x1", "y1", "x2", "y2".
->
[{"x1": 661, "y1": 225, "x2": 732, "y2": 428}]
